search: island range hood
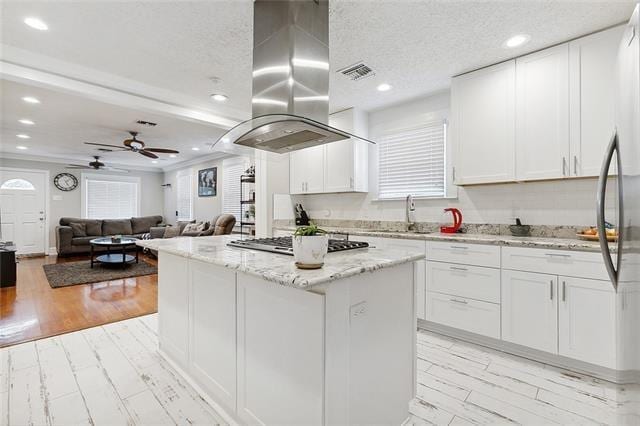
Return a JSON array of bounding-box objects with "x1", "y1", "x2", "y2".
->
[{"x1": 212, "y1": 0, "x2": 374, "y2": 154}]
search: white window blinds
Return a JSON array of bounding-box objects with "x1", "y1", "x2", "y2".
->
[
  {"x1": 176, "y1": 173, "x2": 193, "y2": 221},
  {"x1": 85, "y1": 178, "x2": 138, "y2": 219},
  {"x1": 222, "y1": 158, "x2": 248, "y2": 223},
  {"x1": 377, "y1": 120, "x2": 446, "y2": 199}
]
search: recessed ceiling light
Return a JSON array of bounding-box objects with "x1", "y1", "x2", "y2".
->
[
  {"x1": 22, "y1": 96, "x2": 40, "y2": 104},
  {"x1": 24, "y1": 17, "x2": 48, "y2": 31},
  {"x1": 16, "y1": 134, "x2": 30, "y2": 139},
  {"x1": 377, "y1": 83, "x2": 392, "y2": 92},
  {"x1": 151, "y1": 160, "x2": 158, "y2": 164},
  {"x1": 192, "y1": 147, "x2": 200, "y2": 151},
  {"x1": 503, "y1": 34, "x2": 531, "y2": 49},
  {"x1": 169, "y1": 154, "x2": 177, "y2": 158},
  {"x1": 211, "y1": 94, "x2": 228, "y2": 102},
  {"x1": 16, "y1": 146, "x2": 28, "y2": 150},
  {"x1": 19, "y1": 119, "x2": 35, "y2": 125}
]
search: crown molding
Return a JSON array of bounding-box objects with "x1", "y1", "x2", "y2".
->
[
  {"x1": 0, "y1": 152, "x2": 163, "y2": 173},
  {"x1": 161, "y1": 151, "x2": 235, "y2": 172}
]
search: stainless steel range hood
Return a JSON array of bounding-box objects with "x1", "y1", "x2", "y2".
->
[{"x1": 212, "y1": 0, "x2": 374, "y2": 154}]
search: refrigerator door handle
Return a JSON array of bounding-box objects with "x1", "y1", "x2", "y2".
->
[{"x1": 596, "y1": 130, "x2": 622, "y2": 291}]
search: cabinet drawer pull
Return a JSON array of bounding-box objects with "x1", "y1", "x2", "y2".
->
[
  {"x1": 562, "y1": 281, "x2": 566, "y2": 302},
  {"x1": 574, "y1": 155, "x2": 578, "y2": 176},
  {"x1": 450, "y1": 266, "x2": 468, "y2": 272},
  {"x1": 550, "y1": 280, "x2": 554, "y2": 300},
  {"x1": 544, "y1": 253, "x2": 571, "y2": 258},
  {"x1": 450, "y1": 246, "x2": 468, "y2": 250},
  {"x1": 450, "y1": 298, "x2": 468, "y2": 305},
  {"x1": 562, "y1": 157, "x2": 567, "y2": 176}
]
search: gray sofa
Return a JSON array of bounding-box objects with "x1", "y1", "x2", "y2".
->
[
  {"x1": 149, "y1": 214, "x2": 237, "y2": 239},
  {"x1": 55, "y1": 215, "x2": 163, "y2": 256}
]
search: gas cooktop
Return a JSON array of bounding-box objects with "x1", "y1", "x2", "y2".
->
[{"x1": 227, "y1": 236, "x2": 369, "y2": 256}]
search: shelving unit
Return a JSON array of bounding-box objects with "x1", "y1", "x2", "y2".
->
[{"x1": 240, "y1": 174, "x2": 255, "y2": 236}]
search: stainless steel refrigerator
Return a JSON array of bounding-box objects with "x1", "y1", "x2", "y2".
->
[{"x1": 597, "y1": 3, "x2": 640, "y2": 403}]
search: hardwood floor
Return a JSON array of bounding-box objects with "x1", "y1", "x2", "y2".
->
[
  {"x1": 0, "y1": 254, "x2": 158, "y2": 348},
  {"x1": 2, "y1": 314, "x2": 637, "y2": 425}
]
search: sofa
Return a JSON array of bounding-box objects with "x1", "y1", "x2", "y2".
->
[
  {"x1": 149, "y1": 214, "x2": 236, "y2": 239},
  {"x1": 55, "y1": 215, "x2": 163, "y2": 256}
]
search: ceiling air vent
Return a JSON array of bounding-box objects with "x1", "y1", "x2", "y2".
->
[{"x1": 338, "y1": 62, "x2": 375, "y2": 81}]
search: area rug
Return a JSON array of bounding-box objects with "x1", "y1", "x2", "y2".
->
[{"x1": 43, "y1": 260, "x2": 157, "y2": 288}]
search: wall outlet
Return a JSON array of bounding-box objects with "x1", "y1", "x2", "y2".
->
[{"x1": 350, "y1": 301, "x2": 367, "y2": 320}]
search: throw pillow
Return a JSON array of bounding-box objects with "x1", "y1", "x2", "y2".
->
[
  {"x1": 69, "y1": 222, "x2": 87, "y2": 237},
  {"x1": 163, "y1": 225, "x2": 181, "y2": 239},
  {"x1": 182, "y1": 222, "x2": 206, "y2": 234}
]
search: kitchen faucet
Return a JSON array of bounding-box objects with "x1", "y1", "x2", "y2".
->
[{"x1": 406, "y1": 194, "x2": 416, "y2": 231}]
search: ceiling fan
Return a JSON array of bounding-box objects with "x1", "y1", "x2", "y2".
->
[
  {"x1": 66, "y1": 156, "x2": 129, "y2": 173},
  {"x1": 84, "y1": 131, "x2": 179, "y2": 159}
]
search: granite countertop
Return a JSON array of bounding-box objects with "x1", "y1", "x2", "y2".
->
[
  {"x1": 137, "y1": 235, "x2": 424, "y2": 289},
  {"x1": 273, "y1": 226, "x2": 613, "y2": 253}
]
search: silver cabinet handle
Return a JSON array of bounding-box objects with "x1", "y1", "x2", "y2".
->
[
  {"x1": 562, "y1": 157, "x2": 567, "y2": 176},
  {"x1": 597, "y1": 130, "x2": 622, "y2": 291},
  {"x1": 574, "y1": 155, "x2": 578, "y2": 176},
  {"x1": 350, "y1": 177, "x2": 354, "y2": 189},
  {"x1": 450, "y1": 246, "x2": 468, "y2": 250},
  {"x1": 550, "y1": 280, "x2": 554, "y2": 300},
  {"x1": 450, "y1": 266, "x2": 468, "y2": 272},
  {"x1": 450, "y1": 298, "x2": 468, "y2": 305},
  {"x1": 562, "y1": 281, "x2": 566, "y2": 302},
  {"x1": 544, "y1": 253, "x2": 571, "y2": 258}
]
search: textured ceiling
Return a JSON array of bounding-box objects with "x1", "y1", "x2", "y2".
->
[
  {"x1": 1, "y1": 0, "x2": 635, "y2": 115},
  {"x1": 0, "y1": 79, "x2": 226, "y2": 169}
]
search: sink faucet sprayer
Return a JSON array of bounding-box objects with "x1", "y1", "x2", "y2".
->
[{"x1": 406, "y1": 194, "x2": 416, "y2": 231}]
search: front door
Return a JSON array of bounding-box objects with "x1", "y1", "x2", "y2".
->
[{"x1": 0, "y1": 170, "x2": 46, "y2": 255}]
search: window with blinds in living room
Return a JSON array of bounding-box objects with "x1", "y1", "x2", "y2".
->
[
  {"x1": 176, "y1": 172, "x2": 193, "y2": 221},
  {"x1": 83, "y1": 174, "x2": 140, "y2": 219},
  {"x1": 377, "y1": 120, "x2": 447, "y2": 199},
  {"x1": 222, "y1": 157, "x2": 249, "y2": 225}
]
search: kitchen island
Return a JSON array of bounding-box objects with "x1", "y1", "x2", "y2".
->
[{"x1": 137, "y1": 235, "x2": 423, "y2": 425}]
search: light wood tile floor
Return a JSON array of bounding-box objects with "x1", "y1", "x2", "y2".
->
[{"x1": 2, "y1": 315, "x2": 638, "y2": 425}]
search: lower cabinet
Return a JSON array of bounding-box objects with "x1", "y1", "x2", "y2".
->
[
  {"x1": 190, "y1": 260, "x2": 237, "y2": 411},
  {"x1": 501, "y1": 270, "x2": 558, "y2": 353},
  {"x1": 158, "y1": 251, "x2": 190, "y2": 366},
  {"x1": 426, "y1": 292, "x2": 500, "y2": 339},
  {"x1": 558, "y1": 276, "x2": 616, "y2": 368}
]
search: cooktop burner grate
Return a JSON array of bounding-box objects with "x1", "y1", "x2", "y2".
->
[{"x1": 227, "y1": 236, "x2": 369, "y2": 256}]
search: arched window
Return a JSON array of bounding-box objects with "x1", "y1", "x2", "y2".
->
[{"x1": 0, "y1": 178, "x2": 35, "y2": 190}]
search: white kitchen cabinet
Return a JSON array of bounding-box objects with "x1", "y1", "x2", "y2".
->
[
  {"x1": 190, "y1": 261, "x2": 237, "y2": 411},
  {"x1": 569, "y1": 25, "x2": 625, "y2": 177},
  {"x1": 426, "y1": 292, "x2": 500, "y2": 339},
  {"x1": 558, "y1": 276, "x2": 617, "y2": 368},
  {"x1": 290, "y1": 144, "x2": 325, "y2": 194},
  {"x1": 290, "y1": 108, "x2": 369, "y2": 194},
  {"x1": 516, "y1": 44, "x2": 570, "y2": 181},
  {"x1": 158, "y1": 251, "x2": 190, "y2": 367},
  {"x1": 451, "y1": 60, "x2": 516, "y2": 184},
  {"x1": 501, "y1": 270, "x2": 558, "y2": 354},
  {"x1": 427, "y1": 262, "x2": 501, "y2": 303}
]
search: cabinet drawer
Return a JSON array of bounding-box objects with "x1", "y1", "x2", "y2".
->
[
  {"x1": 427, "y1": 241, "x2": 500, "y2": 268},
  {"x1": 502, "y1": 247, "x2": 609, "y2": 280},
  {"x1": 426, "y1": 292, "x2": 500, "y2": 339},
  {"x1": 427, "y1": 262, "x2": 500, "y2": 303}
]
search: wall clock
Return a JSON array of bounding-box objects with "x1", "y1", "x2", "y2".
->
[{"x1": 54, "y1": 173, "x2": 78, "y2": 192}]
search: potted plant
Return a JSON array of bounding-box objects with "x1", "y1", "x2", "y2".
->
[{"x1": 292, "y1": 223, "x2": 329, "y2": 269}]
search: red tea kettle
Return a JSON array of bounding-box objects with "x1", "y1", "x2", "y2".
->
[{"x1": 440, "y1": 208, "x2": 463, "y2": 233}]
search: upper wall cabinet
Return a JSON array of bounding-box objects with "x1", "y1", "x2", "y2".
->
[
  {"x1": 451, "y1": 25, "x2": 623, "y2": 185},
  {"x1": 515, "y1": 44, "x2": 570, "y2": 181},
  {"x1": 290, "y1": 108, "x2": 369, "y2": 194},
  {"x1": 569, "y1": 25, "x2": 626, "y2": 177},
  {"x1": 451, "y1": 60, "x2": 516, "y2": 185}
]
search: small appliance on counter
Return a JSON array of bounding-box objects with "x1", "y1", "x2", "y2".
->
[
  {"x1": 509, "y1": 218, "x2": 531, "y2": 237},
  {"x1": 295, "y1": 203, "x2": 310, "y2": 226},
  {"x1": 440, "y1": 208, "x2": 463, "y2": 233}
]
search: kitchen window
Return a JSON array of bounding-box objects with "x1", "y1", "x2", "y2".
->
[
  {"x1": 176, "y1": 172, "x2": 193, "y2": 221},
  {"x1": 82, "y1": 174, "x2": 140, "y2": 219},
  {"x1": 377, "y1": 120, "x2": 447, "y2": 199}
]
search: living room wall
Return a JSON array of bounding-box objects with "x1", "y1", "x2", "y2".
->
[
  {"x1": 162, "y1": 157, "x2": 225, "y2": 226},
  {"x1": 0, "y1": 157, "x2": 164, "y2": 252}
]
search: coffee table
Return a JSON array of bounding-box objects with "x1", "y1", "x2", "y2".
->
[{"x1": 90, "y1": 237, "x2": 139, "y2": 269}]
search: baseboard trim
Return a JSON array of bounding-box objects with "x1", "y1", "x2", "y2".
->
[
  {"x1": 418, "y1": 319, "x2": 640, "y2": 384},
  {"x1": 48, "y1": 247, "x2": 57, "y2": 256}
]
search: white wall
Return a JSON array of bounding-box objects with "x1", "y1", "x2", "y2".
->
[
  {"x1": 163, "y1": 157, "x2": 226, "y2": 225},
  {"x1": 292, "y1": 91, "x2": 615, "y2": 227},
  {"x1": 0, "y1": 157, "x2": 164, "y2": 248}
]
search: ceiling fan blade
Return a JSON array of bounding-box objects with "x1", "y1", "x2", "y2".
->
[
  {"x1": 66, "y1": 165, "x2": 92, "y2": 169},
  {"x1": 103, "y1": 166, "x2": 129, "y2": 173},
  {"x1": 144, "y1": 147, "x2": 180, "y2": 154},
  {"x1": 85, "y1": 142, "x2": 128, "y2": 149},
  {"x1": 139, "y1": 150, "x2": 158, "y2": 159}
]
